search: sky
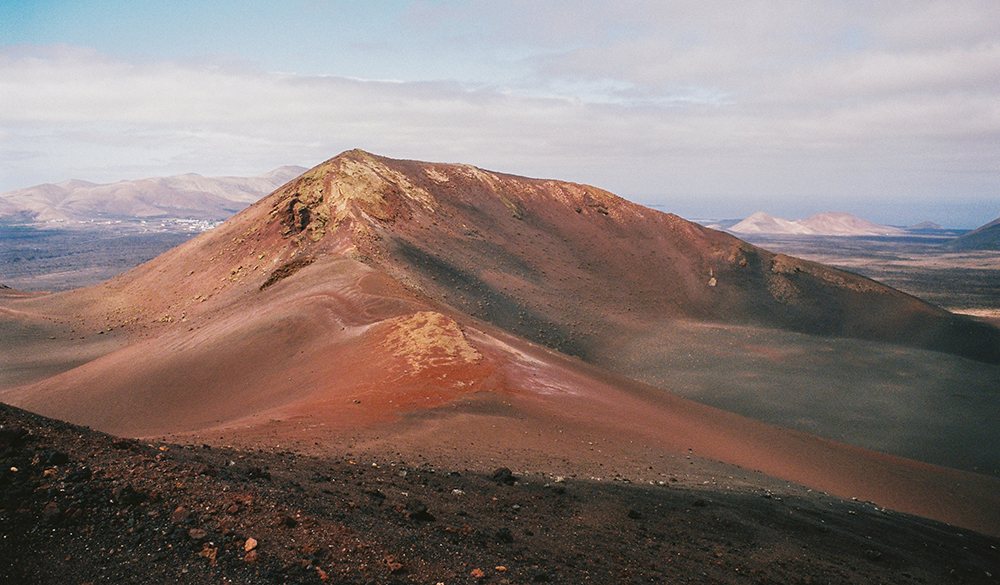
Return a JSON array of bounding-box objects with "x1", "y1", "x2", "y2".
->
[{"x1": 1, "y1": 1, "x2": 998, "y2": 228}]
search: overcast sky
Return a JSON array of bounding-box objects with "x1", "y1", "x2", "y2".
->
[{"x1": 1, "y1": 1, "x2": 998, "y2": 227}]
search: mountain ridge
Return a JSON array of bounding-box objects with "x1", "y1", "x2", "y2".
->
[
  {"x1": 0, "y1": 165, "x2": 308, "y2": 222},
  {"x1": 2, "y1": 149, "x2": 999, "y2": 536},
  {"x1": 950, "y1": 216, "x2": 1000, "y2": 250},
  {"x1": 730, "y1": 211, "x2": 906, "y2": 236}
]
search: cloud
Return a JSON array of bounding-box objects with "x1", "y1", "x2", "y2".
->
[{"x1": 1, "y1": 0, "x2": 999, "y2": 227}]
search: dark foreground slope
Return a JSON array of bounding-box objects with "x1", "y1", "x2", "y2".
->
[{"x1": 3, "y1": 403, "x2": 999, "y2": 585}]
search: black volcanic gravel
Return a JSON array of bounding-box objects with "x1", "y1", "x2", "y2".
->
[{"x1": 2, "y1": 403, "x2": 998, "y2": 585}]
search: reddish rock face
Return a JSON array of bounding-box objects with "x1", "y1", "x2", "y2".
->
[{"x1": 264, "y1": 150, "x2": 998, "y2": 363}]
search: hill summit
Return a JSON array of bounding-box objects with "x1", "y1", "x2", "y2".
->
[
  {"x1": 255, "y1": 151, "x2": 994, "y2": 361},
  {"x1": 730, "y1": 211, "x2": 905, "y2": 236}
]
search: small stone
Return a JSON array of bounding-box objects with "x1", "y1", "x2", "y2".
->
[
  {"x1": 496, "y1": 528, "x2": 514, "y2": 543},
  {"x1": 471, "y1": 568, "x2": 485, "y2": 578},
  {"x1": 0, "y1": 427, "x2": 29, "y2": 450},
  {"x1": 627, "y1": 509, "x2": 643, "y2": 519},
  {"x1": 495, "y1": 566, "x2": 508, "y2": 572},
  {"x1": 170, "y1": 506, "x2": 190, "y2": 523},
  {"x1": 227, "y1": 504, "x2": 240, "y2": 514},
  {"x1": 188, "y1": 528, "x2": 207, "y2": 540},
  {"x1": 41, "y1": 451, "x2": 69, "y2": 466},
  {"x1": 244, "y1": 537, "x2": 258, "y2": 552},
  {"x1": 406, "y1": 500, "x2": 436, "y2": 522},
  {"x1": 197, "y1": 545, "x2": 217, "y2": 564},
  {"x1": 492, "y1": 467, "x2": 517, "y2": 485},
  {"x1": 42, "y1": 502, "x2": 63, "y2": 524},
  {"x1": 387, "y1": 559, "x2": 407, "y2": 574},
  {"x1": 112, "y1": 439, "x2": 136, "y2": 450},
  {"x1": 244, "y1": 549, "x2": 259, "y2": 563},
  {"x1": 65, "y1": 467, "x2": 92, "y2": 483}
]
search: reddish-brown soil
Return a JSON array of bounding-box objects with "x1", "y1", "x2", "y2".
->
[{"x1": 2, "y1": 150, "x2": 1000, "y2": 582}]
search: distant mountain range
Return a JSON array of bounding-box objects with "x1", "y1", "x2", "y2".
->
[
  {"x1": 0, "y1": 166, "x2": 307, "y2": 222},
  {"x1": 727, "y1": 211, "x2": 906, "y2": 236}
]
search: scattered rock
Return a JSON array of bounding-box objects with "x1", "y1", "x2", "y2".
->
[
  {"x1": 111, "y1": 438, "x2": 137, "y2": 450},
  {"x1": 496, "y1": 527, "x2": 514, "y2": 543},
  {"x1": 492, "y1": 467, "x2": 517, "y2": 485},
  {"x1": 169, "y1": 506, "x2": 191, "y2": 523},
  {"x1": 65, "y1": 467, "x2": 92, "y2": 483},
  {"x1": 0, "y1": 426, "x2": 29, "y2": 450},
  {"x1": 39, "y1": 450, "x2": 69, "y2": 466},
  {"x1": 244, "y1": 537, "x2": 258, "y2": 552},
  {"x1": 113, "y1": 484, "x2": 148, "y2": 506},
  {"x1": 197, "y1": 545, "x2": 217, "y2": 564},
  {"x1": 245, "y1": 466, "x2": 271, "y2": 481},
  {"x1": 188, "y1": 528, "x2": 207, "y2": 540},
  {"x1": 471, "y1": 568, "x2": 485, "y2": 578},
  {"x1": 406, "y1": 500, "x2": 436, "y2": 522},
  {"x1": 41, "y1": 502, "x2": 63, "y2": 524},
  {"x1": 627, "y1": 509, "x2": 643, "y2": 520},
  {"x1": 244, "y1": 549, "x2": 259, "y2": 564},
  {"x1": 386, "y1": 557, "x2": 407, "y2": 574},
  {"x1": 364, "y1": 488, "x2": 387, "y2": 503}
]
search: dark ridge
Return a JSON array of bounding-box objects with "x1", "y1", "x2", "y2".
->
[
  {"x1": 390, "y1": 238, "x2": 591, "y2": 360},
  {"x1": 2, "y1": 401, "x2": 999, "y2": 584},
  {"x1": 259, "y1": 257, "x2": 315, "y2": 291},
  {"x1": 949, "y1": 217, "x2": 1000, "y2": 251}
]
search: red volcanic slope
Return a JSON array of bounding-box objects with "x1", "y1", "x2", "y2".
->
[
  {"x1": 2, "y1": 149, "x2": 999, "y2": 536},
  {"x1": 294, "y1": 150, "x2": 996, "y2": 362}
]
